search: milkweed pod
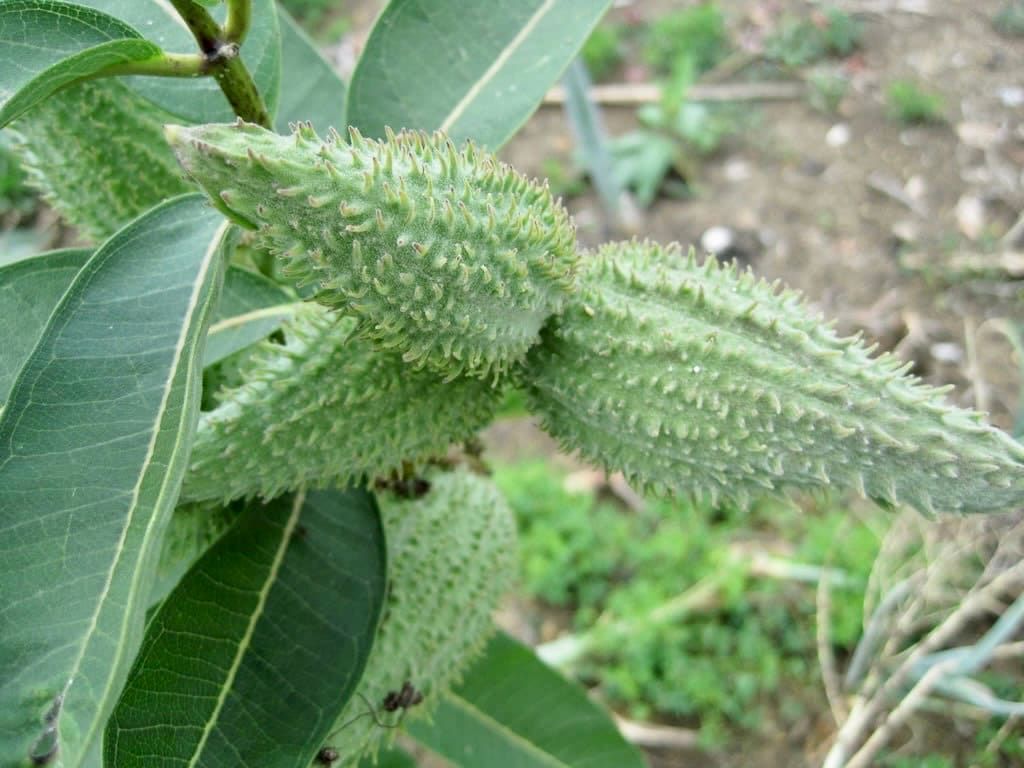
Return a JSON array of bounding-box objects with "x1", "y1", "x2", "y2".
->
[
  {"x1": 12, "y1": 81, "x2": 190, "y2": 240},
  {"x1": 181, "y1": 305, "x2": 503, "y2": 503},
  {"x1": 525, "y1": 240, "x2": 1024, "y2": 515},
  {"x1": 166, "y1": 121, "x2": 579, "y2": 379},
  {"x1": 319, "y1": 468, "x2": 517, "y2": 764}
]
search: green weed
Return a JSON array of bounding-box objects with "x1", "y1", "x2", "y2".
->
[
  {"x1": 807, "y1": 68, "x2": 849, "y2": 113},
  {"x1": 886, "y1": 80, "x2": 945, "y2": 124},
  {"x1": 611, "y1": 57, "x2": 745, "y2": 206},
  {"x1": 765, "y1": 7, "x2": 863, "y2": 68},
  {"x1": 582, "y1": 24, "x2": 624, "y2": 82},
  {"x1": 643, "y1": 3, "x2": 729, "y2": 76},
  {"x1": 494, "y1": 460, "x2": 881, "y2": 743}
]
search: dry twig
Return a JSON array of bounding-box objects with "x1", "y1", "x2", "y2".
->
[{"x1": 542, "y1": 81, "x2": 804, "y2": 106}]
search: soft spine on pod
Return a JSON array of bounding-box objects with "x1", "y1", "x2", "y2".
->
[
  {"x1": 317, "y1": 468, "x2": 517, "y2": 766},
  {"x1": 11, "y1": 80, "x2": 191, "y2": 241},
  {"x1": 181, "y1": 305, "x2": 503, "y2": 503},
  {"x1": 524, "y1": 240, "x2": 1024, "y2": 514},
  {"x1": 165, "y1": 120, "x2": 579, "y2": 379}
]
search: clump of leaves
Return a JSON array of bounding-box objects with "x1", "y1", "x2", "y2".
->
[
  {"x1": 887, "y1": 79, "x2": 945, "y2": 124},
  {"x1": 765, "y1": 7, "x2": 863, "y2": 68},
  {"x1": 610, "y1": 58, "x2": 745, "y2": 206},
  {"x1": 807, "y1": 67, "x2": 850, "y2": 113},
  {"x1": 643, "y1": 3, "x2": 730, "y2": 76},
  {"x1": 582, "y1": 23, "x2": 624, "y2": 82}
]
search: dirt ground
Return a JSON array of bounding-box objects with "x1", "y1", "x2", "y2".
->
[{"x1": 332, "y1": 2, "x2": 1024, "y2": 766}]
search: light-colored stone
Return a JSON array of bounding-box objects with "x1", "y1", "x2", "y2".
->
[{"x1": 826, "y1": 123, "x2": 851, "y2": 148}]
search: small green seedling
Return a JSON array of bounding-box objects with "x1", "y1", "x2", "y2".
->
[{"x1": 887, "y1": 79, "x2": 945, "y2": 124}]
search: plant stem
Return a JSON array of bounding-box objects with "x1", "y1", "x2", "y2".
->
[
  {"x1": 224, "y1": 0, "x2": 252, "y2": 45},
  {"x1": 168, "y1": 0, "x2": 270, "y2": 128},
  {"x1": 97, "y1": 52, "x2": 206, "y2": 79},
  {"x1": 169, "y1": 0, "x2": 222, "y2": 52}
]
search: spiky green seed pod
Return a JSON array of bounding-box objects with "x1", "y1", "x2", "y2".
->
[
  {"x1": 165, "y1": 120, "x2": 578, "y2": 378},
  {"x1": 11, "y1": 80, "x2": 190, "y2": 240},
  {"x1": 317, "y1": 468, "x2": 516, "y2": 766},
  {"x1": 525, "y1": 240, "x2": 1024, "y2": 514},
  {"x1": 181, "y1": 305, "x2": 502, "y2": 503}
]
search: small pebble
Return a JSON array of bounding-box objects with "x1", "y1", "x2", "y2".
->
[
  {"x1": 701, "y1": 226, "x2": 735, "y2": 256},
  {"x1": 955, "y1": 195, "x2": 985, "y2": 240},
  {"x1": 930, "y1": 342, "x2": 963, "y2": 365},
  {"x1": 826, "y1": 123, "x2": 851, "y2": 148}
]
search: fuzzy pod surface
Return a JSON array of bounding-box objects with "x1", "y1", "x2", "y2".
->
[
  {"x1": 315, "y1": 468, "x2": 517, "y2": 766},
  {"x1": 12, "y1": 80, "x2": 190, "y2": 241},
  {"x1": 181, "y1": 305, "x2": 503, "y2": 503},
  {"x1": 525, "y1": 240, "x2": 1024, "y2": 514},
  {"x1": 165, "y1": 120, "x2": 578, "y2": 378}
]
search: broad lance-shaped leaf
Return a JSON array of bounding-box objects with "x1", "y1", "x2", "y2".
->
[
  {"x1": 0, "y1": 195, "x2": 227, "y2": 768},
  {"x1": 315, "y1": 469, "x2": 517, "y2": 765},
  {"x1": 181, "y1": 304, "x2": 504, "y2": 504},
  {"x1": 407, "y1": 632, "x2": 646, "y2": 768},
  {"x1": 106, "y1": 488, "x2": 387, "y2": 768},
  {"x1": 525, "y1": 240, "x2": 1024, "y2": 515},
  {"x1": 0, "y1": 254, "x2": 290, "y2": 414},
  {"x1": 11, "y1": 78, "x2": 191, "y2": 240},
  {"x1": 347, "y1": 0, "x2": 612, "y2": 149},
  {"x1": 166, "y1": 121, "x2": 578, "y2": 378},
  {"x1": 71, "y1": 0, "x2": 281, "y2": 124},
  {"x1": 0, "y1": 247, "x2": 91, "y2": 405},
  {"x1": 275, "y1": 5, "x2": 347, "y2": 135},
  {"x1": 0, "y1": 0, "x2": 160, "y2": 127}
]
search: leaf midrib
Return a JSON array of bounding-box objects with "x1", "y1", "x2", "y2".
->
[
  {"x1": 185, "y1": 490, "x2": 306, "y2": 766},
  {"x1": 438, "y1": 0, "x2": 557, "y2": 133}
]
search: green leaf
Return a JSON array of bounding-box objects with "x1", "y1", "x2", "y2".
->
[
  {"x1": 72, "y1": 0, "x2": 281, "y2": 123},
  {"x1": 408, "y1": 632, "x2": 647, "y2": 768},
  {"x1": 347, "y1": 0, "x2": 612, "y2": 148},
  {"x1": 275, "y1": 5, "x2": 346, "y2": 134},
  {"x1": 0, "y1": 194, "x2": 227, "y2": 768},
  {"x1": 204, "y1": 265, "x2": 297, "y2": 366},
  {"x1": 106, "y1": 488, "x2": 387, "y2": 768},
  {"x1": 360, "y1": 747, "x2": 418, "y2": 768},
  {"x1": 147, "y1": 498, "x2": 239, "y2": 609},
  {"x1": 0, "y1": 247, "x2": 90, "y2": 404},
  {"x1": 609, "y1": 129, "x2": 678, "y2": 207},
  {"x1": 0, "y1": 0, "x2": 161, "y2": 127}
]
